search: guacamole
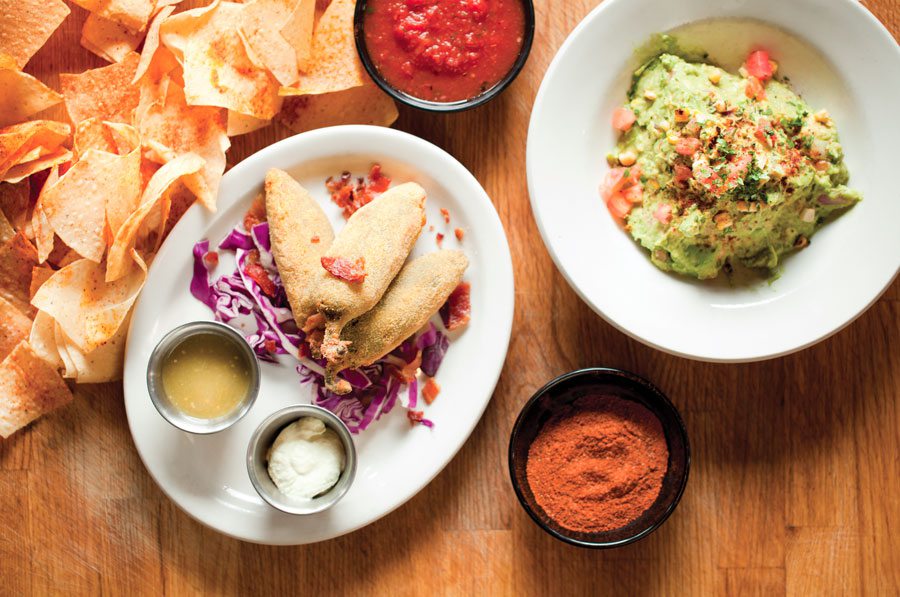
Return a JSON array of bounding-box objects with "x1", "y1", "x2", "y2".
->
[{"x1": 604, "y1": 51, "x2": 860, "y2": 279}]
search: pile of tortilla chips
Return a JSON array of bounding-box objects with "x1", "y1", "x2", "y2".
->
[{"x1": 0, "y1": 0, "x2": 398, "y2": 438}]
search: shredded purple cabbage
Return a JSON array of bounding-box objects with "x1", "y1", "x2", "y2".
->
[{"x1": 191, "y1": 220, "x2": 449, "y2": 432}]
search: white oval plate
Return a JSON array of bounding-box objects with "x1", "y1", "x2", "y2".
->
[
  {"x1": 527, "y1": 0, "x2": 900, "y2": 361},
  {"x1": 123, "y1": 126, "x2": 514, "y2": 544}
]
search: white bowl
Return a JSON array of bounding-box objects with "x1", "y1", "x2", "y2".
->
[{"x1": 527, "y1": 0, "x2": 900, "y2": 361}]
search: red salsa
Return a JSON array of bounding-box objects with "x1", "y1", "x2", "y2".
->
[{"x1": 363, "y1": 0, "x2": 526, "y2": 103}]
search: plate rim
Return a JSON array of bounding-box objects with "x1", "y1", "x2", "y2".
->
[{"x1": 123, "y1": 125, "x2": 515, "y2": 544}]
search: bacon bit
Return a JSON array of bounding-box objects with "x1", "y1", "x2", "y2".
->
[
  {"x1": 653, "y1": 203, "x2": 672, "y2": 225},
  {"x1": 407, "y1": 410, "x2": 425, "y2": 425},
  {"x1": 298, "y1": 342, "x2": 311, "y2": 359},
  {"x1": 310, "y1": 235, "x2": 320, "y2": 244},
  {"x1": 321, "y1": 256, "x2": 366, "y2": 282},
  {"x1": 441, "y1": 282, "x2": 471, "y2": 331},
  {"x1": 202, "y1": 251, "x2": 219, "y2": 269},
  {"x1": 422, "y1": 377, "x2": 441, "y2": 404},
  {"x1": 243, "y1": 194, "x2": 267, "y2": 230},
  {"x1": 674, "y1": 164, "x2": 693, "y2": 183},
  {"x1": 243, "y1": 250, "x2": 277, "y2": 296},
  {"x1": 440, "y1": 208, "x2": 450, "y2": 224},
  {"x1": 454, "y1": 228, "x2": 465, "y2": 241},
  {"x1": 745, "y1": 76, "x2": 766, "y2": 101},
  {"x1": 675, "y1": 137, "x2": 702, "y2": 156},
  {"x1": 302, "y1": 312, "x2": 326, "y2": 333},
  {"x1": 428, "y1": 225, "x2": 435, "y2": 232},
  {"x1": 436, "y1": 232, "x2": 444, "y2": 247},
  {"x1": 612, "y1": 107, "x2": 636, "y2": 131},
  {"x1": 326, "y1": 163, "x2": 393, "y2": 218},
  {"x1": 264, "y1": 339, "x2": 278, "y2": 353},
  {"x1": 305, "y1": 329, "x2": 324, "y2": 356},
  {"x1": 392, "y1": 351, "x2": 422, "y2": 383}
]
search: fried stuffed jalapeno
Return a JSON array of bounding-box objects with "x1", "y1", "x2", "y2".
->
[
  {"x1": 316, "y1": 182, "x2": 426, "y2": 371},
  {"x1": 326, "y1": 250, "x2": 468, "y2": 392},
  {"x1": 265, "y1": 168, "x2": 335, "y2": 327}
]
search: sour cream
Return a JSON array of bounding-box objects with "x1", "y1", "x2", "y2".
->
[{"x1": 267, "y1": 417, "x2": 345, "y2": 500}]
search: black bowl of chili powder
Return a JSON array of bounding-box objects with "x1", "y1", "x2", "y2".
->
[{"x1": 508, "y1": 368, "x2": 690, "y2": 548}]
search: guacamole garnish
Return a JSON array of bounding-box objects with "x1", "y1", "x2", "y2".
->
[{"x1": 602, "y1": 48, "x2": 861, "y2": 280}]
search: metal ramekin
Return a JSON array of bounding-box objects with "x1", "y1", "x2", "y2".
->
[
  {"x1": 146, "y1": 320, "x2": 261, "y2": 434},
  {"x1": 246, "y1": 405, "x2": 358, "y2": 515}
]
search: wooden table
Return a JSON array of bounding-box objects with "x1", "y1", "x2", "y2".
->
[{"x1": 2, "y1": 1, "x2": 898, "y2": 594}]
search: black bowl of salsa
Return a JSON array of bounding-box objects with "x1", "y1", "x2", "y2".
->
[{"x1": 354, "y1": 0, "x2": 534, "y2": 112}]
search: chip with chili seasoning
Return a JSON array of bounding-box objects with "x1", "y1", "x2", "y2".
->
[
  {"x1": 321, "y1": 255, "x2": 366, "y2": 282},
  {"x1": 0, "y1": 121, "x2": 71, "y2": 183},
  {"x1": 0, "y1": 0, "x2": 70, "y2": 68},
  {"x1": 81, "y1": 13, "x2": 143, "y2": 64},
  {"x1": 0, "y1": 340, "x2": 73, "y2": 439},
  {"x1": 440, "y1": 281, "x2": 471, "y2": 331},
  {"x1": 279, "y1": 78, "x2": 398, "y2": 135},
  {"x1": 0, "y1": 55, "x2": 63, "y2": 128},
  {"x1": 59, "y1": 53, "x2": 142, "y2": 125}
]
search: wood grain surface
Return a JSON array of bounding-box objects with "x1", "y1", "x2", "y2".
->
[{"x1": 2, "y1": 1, "x2": 898, "y2": 595}]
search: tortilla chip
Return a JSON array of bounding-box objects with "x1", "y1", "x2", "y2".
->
[
  {"x1": 29, "y1": 266, "x2": 53, "y2": 299},
  {"x1": 106, "y1": 152, "x2": 203, "y2": 281},
  {"x1": 0, "y1": 181, "x2": 30, "y2": 233},
  {"x1": 31, "y1": 258, "x2": 145, "y2": 353},
  {"x1": 0, "y1": 0, "x2": 71, "y2": 68},
  {"x1": 0, "y1": 55, "x2": 64, "y2": 128},
  {"x1": 0, "y1": 209, "x2": 15, "y2": 244},
  {"x1": 59, "y1": 53, "x2": 141, "y2": 125},
  {"x1": 0, "y1": 121, "x2": 71, "y2": 181},
  {"x1": 0, "y1": 340, "x2": 73, "y2": 438},
  {"x1": 281, "y1": 0, "x2": 315, "y2": 73},
  {"x1": 0, "y1": 233, "x2": 38, "y2": 317},
  {"x1": 72, "y1": 0, "x2": 155, "y2": 34},
  {"x1": 0, "y1": 296, "x2": 32, "y2": 362},
  {"x1": 28, "y1": 310, "x2": 62, "y2": 370},
  {"x1": 136, "y1": 74, "x2": 229, "y2": 210},
  {"x1": 39, "y1": 148, "x2": 139, "y2": 262},
  {"x1": 177, "y1": 2, "x2": 282, "y2": 120},
  {"x1": 81, "y1": 13, "x2": 143, "y2": 64},
  {"x1": 239, "y1": 0, "x2": 304, "y2": 86},
  {"x1": 32, "y1": 166, "x2": 59, "y2": 263},
  {"x1": 133, "y1": 5, "x2": 178, "y2": 84},
  {"x1": 3, "y1": 149, "x2": 72, "y2": 185},
  {"x1": 281, "y1": 0, "x2": 364, "y2": 96},
  {"x1": 55, "y1": 310, "x2": 130, "y2": 382},
  {"x1": 74, "y1": 118, "x2": 118, "y2": 158},
  {"x1": 279, "y1": 78, "x2": 398, "y2": 133}
]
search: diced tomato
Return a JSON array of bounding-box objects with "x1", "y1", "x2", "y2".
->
[
  {"x1": 745, "y1": 76, "x2": 766, "y2": 101},
  {"x1": 407, "y1": 410, "x2": 425, "y2": 425},
  {"x1": 441, "y1": 282, "x2": 471, "y2": 331},
  {"x1": 600, "y1": 168, "x2": 626, "y2": 200},
  {"x1": 612, "y1": 107, "x2": 636, "y2": 132},
  {"x1": 726, "y1": 154, "x2": 753, "y2": 184},
  {"x1": 674, "y1": 164, "x2": 693, "y2": 183},
  {"x1": 436, "y1": 232, "x2": 444, "y2": 247},
  {"x1": 243, "y1": 195, "x2": 267, "y2": 230},
  {"x1": 745, "y1": 50, "x2": 774, "y2": 81},
  {"x1": 321, "y1": 256, "x2": 367, "y2": 282},
  {"x1": 621, "y1": 182, "x2": 643, "y2": 204},
  {"x1": 606, "y1": 193, "x2": 632, "y2": 220},
  {"x1": 243, "y1": 253, "x2": 277, "y2": 297},
  {"x1": 440, "y1": 208, "x2": 450, "y2": 224},
  {"x1": 653, "y1": 203, "x2": 672, "y2": 225},
  {"x1": 202, "y1": 251, "x2": 219, "y2": 269},
  {"x1": 755, "y1": 118, "x2": 775, "y2": 145},
  {"x1": 454, "y1": 228, "x2": 465, "y2": 241},
  {"x1": 264, "y1": 339, "x2": 278, "y2": 353},
  {"x1": 422, "y1": 377, "x2": 440, "y2": 404},
  {"x1": 675, "y1": 137, "x2": 702, "y2": 156}
]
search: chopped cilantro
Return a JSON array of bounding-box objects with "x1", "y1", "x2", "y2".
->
[
  {"x1": 640, "y1": 175, "x2": 648, "y2": 184},
  {"x1": 716, "y1": 138, "x2": 736, "y2": 158},
  {"x1": 622, "y1": 168, "x2": 631, "y2": 178},
  {"x1": 803, "y1": 135, "x2": 814, "y2": 149}
]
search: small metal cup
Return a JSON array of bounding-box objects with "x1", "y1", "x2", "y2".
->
[
  {"x1": 146, "y1": 320, "x2": 261, "y2": 434},
  {"x1": 247, "y1": 405, "x2": 358, "y2": 515}
]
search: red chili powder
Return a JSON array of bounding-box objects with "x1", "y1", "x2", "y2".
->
[{"x1": 526, "y1": 395, "x2": 668, "y2": 533}]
